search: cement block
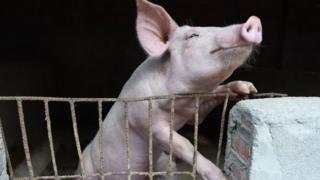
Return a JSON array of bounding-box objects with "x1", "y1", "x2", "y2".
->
[
  {"x1": 0, "y1": 121, "x2": 9, "y2": 180},
  {"x1": 224, "y1": 97, "x2": 320, "y2": 180}
]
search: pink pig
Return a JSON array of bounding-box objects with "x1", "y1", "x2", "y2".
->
[{"x1": 79, "y1": 0, "x2": 262, "y2": 179}]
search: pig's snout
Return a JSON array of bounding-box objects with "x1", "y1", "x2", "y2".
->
[{"x1": 241, "y1": 16, "x2": 262, "y2": 45}]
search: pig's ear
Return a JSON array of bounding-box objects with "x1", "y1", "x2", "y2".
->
[{"x1": 136, "y1": 0, "x2": 178, "y2": 56}]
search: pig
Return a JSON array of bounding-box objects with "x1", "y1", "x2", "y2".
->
[{"x1": 78, "y1": 0, "x2": 262, "y2": 179}]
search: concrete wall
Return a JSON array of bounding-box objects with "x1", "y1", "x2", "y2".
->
[{"x1": 224, "y1": 97, "x2": 320, "y2": 180}]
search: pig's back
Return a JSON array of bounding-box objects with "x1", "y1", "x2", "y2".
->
[{"x1": 119, "y1": 57, "x2": 167, "y2": 98}]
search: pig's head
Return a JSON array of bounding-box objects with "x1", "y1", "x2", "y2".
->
[{"x1": 136, "y1": 0, "x2": 262, "y2": 92}]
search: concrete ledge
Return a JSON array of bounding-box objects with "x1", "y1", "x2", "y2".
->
[{"x1": 224, "y1": 97, "x2": 320, "y2": 180}]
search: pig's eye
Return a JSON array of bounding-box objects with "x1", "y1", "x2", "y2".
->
[{"x1": 185, "y1": 33, "x2": 199, "y2": 40}]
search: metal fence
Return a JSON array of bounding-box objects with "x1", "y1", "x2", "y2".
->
[{"x1": 0, "y1": 93, "x2": 231, "y2": 180}]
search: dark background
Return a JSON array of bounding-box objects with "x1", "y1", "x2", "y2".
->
[
  {"x1": 1, "y1": 0, "x2": 320, "y2": 97},
  {"x1": 1, "y1": 0, "x2": 320, "y2": 176}
]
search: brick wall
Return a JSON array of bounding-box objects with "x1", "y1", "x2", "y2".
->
[{"x1": 224, "y1": 111, "x2": 253, "y2": 180}]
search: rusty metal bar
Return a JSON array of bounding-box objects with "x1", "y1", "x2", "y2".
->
[
  {"x1": 168, "y1": 97, "x2": 175, "y2": 178},
  {"x1": 0, "y1": 93, "x2": 230, "y2": 103},
  {"x1": 69, "y1": 101, "x2": 86, "y2": 179},
  {"x1": 0, "y1": 118, "x2": 14, "y2": 179},
  {"x1": 98, "y1": 100, "x2": 105, "y2": 179},
  {"x1": 44, "y1": 100, "x2": 59, "y2": 179},
  {"x1": 192, "y1": 97, "x2": 200, "y2": 179},
  {"x1": 11, "y1": 171, "x2": 193, "y2": 180},
  {"x1": 148, "y1": 98, "x2": 154, "y2": 180},
  {"x1": 0, "y1": 97, "x2": 117, "y2": 102},
  {"x1": 216, "y1": 94, "x2": 229, "y2": 166},
  {"x1": 17, "y1": 100, "x2": 35, "y2": 179},
  {"x1": 124, "y1": 102, "x2": 132, "y2": 180}
]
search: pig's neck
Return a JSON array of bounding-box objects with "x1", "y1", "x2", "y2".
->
[{"x1": 157, "y1": 55, "x2": 232, "y2": 95}]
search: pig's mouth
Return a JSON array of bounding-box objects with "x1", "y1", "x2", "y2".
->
[{"x1": 210, "y1": 44, "x2": 252, "y2": 54}]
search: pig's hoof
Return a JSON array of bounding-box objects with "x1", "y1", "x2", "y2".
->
[{"x1": 228, "y1": 81, "x2": 257, "y2": 95}]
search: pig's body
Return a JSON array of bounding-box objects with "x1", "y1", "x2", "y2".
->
[
  {"x1": 81, "y1": 56, "x2": 218, "y2": 179},
  {"x1": 79, "y1": 0, "x2": 262, "y2": 179},
  {"x1": 81, "y1": 56, "x2": 253, "y2": 180}
]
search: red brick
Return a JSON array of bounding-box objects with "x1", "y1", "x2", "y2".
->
[
  {"x1": 242, "y1": 118, "x2": 253, "y2": 130},
  {"x1": 232, "y1": 132, "x2": 251, "y2": 161},
  {"x1": 227, "y1": 175, "x2": 233, "y2": 180},
  {"x1": 232, "y1": 165, "x2": 247, "y2": 180}
]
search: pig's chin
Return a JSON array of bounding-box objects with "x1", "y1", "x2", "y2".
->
[
  {"x1": 224, "y1": 45, "x2": 252, "y2": 57},
  {"x1": 219, "y1": 45, "x2": 253, "y2": 67}
]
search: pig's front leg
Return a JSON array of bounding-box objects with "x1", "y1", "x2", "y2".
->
[
  {"x1": 202, "y1": 81, "x2": 256, "y2": 115},
  {"x1": 190, "y1": 81, "x2": 257, "y2": 125},
  {"x1": 209, "y1": 80, "x2": 257, "y2": 106},
  {"x1": 154, "y1": 123, "x2": 226, "y2": 180}
]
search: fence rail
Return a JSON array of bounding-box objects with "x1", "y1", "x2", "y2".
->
[{"x1": 0, "y1": 93, "x2": 233, "y2": 180}]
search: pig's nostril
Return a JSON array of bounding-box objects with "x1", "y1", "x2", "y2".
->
[
  {"x1": 246, "y1": 26, "x2": 251, "y2": 32},
  {"x1": 245, "y1": 24, "x2": 259, "y2": 34}
]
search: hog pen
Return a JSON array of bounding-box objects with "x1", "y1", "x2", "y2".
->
[
  {"x1": 0, "y1": 93, "x2": 237, "y2": 180},
  {"x1": 2, "y1": 92, "x2": 320, "y2": 180}
]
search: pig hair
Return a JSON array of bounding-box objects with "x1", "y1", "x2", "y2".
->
[
  {"x1": 245, "y1": 45, "x2": 261, "y2": 66},
  {"x1": 183, "y1": 18, "x2": 196, "y2": 26}
]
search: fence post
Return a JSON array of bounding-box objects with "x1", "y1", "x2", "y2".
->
[{"x1": 0, "y1": 118, "x2": 9, "y2": 180}]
